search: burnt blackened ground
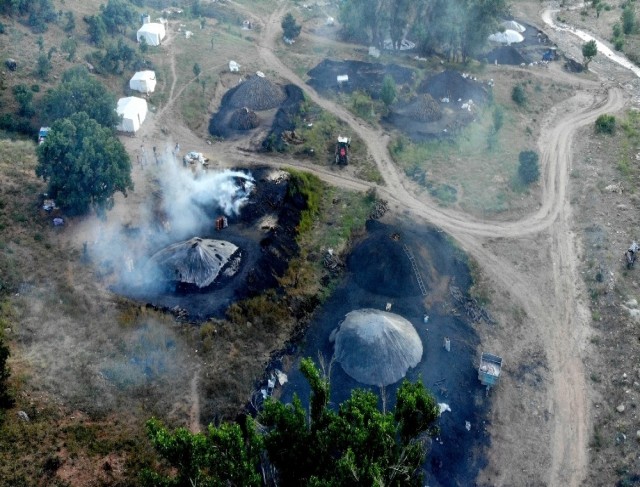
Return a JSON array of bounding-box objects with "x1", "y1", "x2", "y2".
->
[
  {"x1": 307, "y1": 59, "x2": 416, "y2": 98},
  {"x1": 114, "y1": 167, "x2": 302, "y2": 320},
  {"x1": 278, "y1": 218, "x2": 491, "y2": 487}
]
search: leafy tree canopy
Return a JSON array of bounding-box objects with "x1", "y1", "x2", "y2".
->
[
  {"x1": 36, "y1": 112, "x2": 133, "y2": 215},
  {"x1": 518, "y1": 150, "x2": 540, "y2": 185},
  {"x1": 582, "y1": 39, "x2": 597, "y2": 68},
  {"x1": 143, "y1": 359, "x2": 439, "y2": 486},
  {"x1": 281, "y1": 12, "x2": 301, "y2": 40},
  {"x1": 41, "y1": 66, "x2": 119, "y2": 127},
  {"x1": 381, "y1": 75, "x2": 397, "y2": 107},
  {"x1": 100, "y1": 0, "x2": 136, "y2": 34},
  {"x1": 339, "y1": 0, "x2": 506, "y2": 62}
]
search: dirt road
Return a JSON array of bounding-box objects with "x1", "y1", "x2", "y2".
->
[
  {"x1": 114, "y1": 4, "x2": 629, "y2": 484},
  {"x1": 251, "y1": 5, "x2": 628, "y2": 486}
]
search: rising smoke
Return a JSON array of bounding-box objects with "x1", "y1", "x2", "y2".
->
[{"x1": 87, "y1": 156, "x2": 255, "y2": 295}]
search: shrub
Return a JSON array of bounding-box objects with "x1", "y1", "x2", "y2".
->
[
  {"x1": 351, "y1": 91, "x2": 374, "y2": 119},
  {"x1": 518, "y1": 150, "x2": 540, "y2": 185},
  {"x1": 595, "y1": 114, "x2": 616, "y2": 134},
  {"x1": 614, "y1": 37, "x2": 624, "y2": 51},
  {"x1": 512, "y1": 84, "x2": 527, "y2": 106}
]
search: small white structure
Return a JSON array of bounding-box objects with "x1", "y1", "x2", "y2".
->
[
  {"x1": 368, "y1": 46, "x2": 381, "y2": 58},
  {"x1": 137, "y1": 22, "x2": 166, "y2": 46},
  {"x1": 326, "y1": 16, "x2": 334, "y2": 26},
  {"x1": 488, "y1": 29, "x2": 524, "y2": 45},
  {"x1": 229, "y1": 60, "x2": 240, "y2": 72},
  {"x1": 116, "y1": 97, "x2": 148, "y2": 133},
  {"x1": 501, "y1": 20, "x2": 526, "y2": 33},
  {"x1": 129, "y1": 70, "x2": 156, "y2": 94},
  {"x1": 337, "y1": 74, "x2": 349, "y2": 85}
]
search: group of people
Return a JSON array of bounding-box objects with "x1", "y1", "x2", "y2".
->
[{"x1": 136, "y1": 142, "x2": 180, "y2": 167}]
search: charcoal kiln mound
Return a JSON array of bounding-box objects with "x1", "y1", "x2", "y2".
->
[
  {"x1": 307, "y1": 59, "x2": 415, "y2": 98},
  {"x1": 418, "y1": 70, "x2": 489, "y2": 105},
  {"x1": 229, "y1": 107, "x2": 260, "y2": 130},
  {"x1": 148, "y1": 238, "x2": 239, "y2": 289},
  {"x1": 114, "y1": 167, "x2": 303, "y2": 319},
  {"x1": 332, "y1": 309, "x2": 423, "y2": 386},
  {"x1": 228, "y1": 74, "x2": 286, "y2": 111},
  {"x1": 261, "y1": 84, "x2": 305, "y2": 152},
  {"x1": 347, "y1": 231, "x2": 424, "y2": 298},
  {"x1": 483, "y1": 45, "x2": 527, "y2": 66},
  {"x1": 396, "y1": 94, "x2": 443, "y2": 122}
]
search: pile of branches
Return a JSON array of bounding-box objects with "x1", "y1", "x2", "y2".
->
[
  {"x1": 323, "y1": 249, "x2": 342, "y2": 272},
  {"x1": 369, "y1": 199, "x2": 389, "y2": 220},
  {"x1": 229, "y1": 107, "x2": 259, "y2": 130},
  {"x1": 449, "y1": 284, "x2": 495, "y2": 324},
  {"x1": 404, "y1": 94, "x2": 442, "y2": 122}
]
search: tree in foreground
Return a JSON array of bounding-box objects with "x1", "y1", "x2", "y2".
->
[
  {"x1": 281, "y1": 13, "x2": 301, "y2": 40},
  {"x1": 582, "y1": 40, "x2": 598, "y2": 69},
  {"x1": 518, "y1": 150, "x2": 540, "y2": 185},
  {"x1": 143, "y1": 359, "x2": 439, "y2": 486},
  {"x1": 36, "y1": 112, "x2": 133, "y2": 215}
]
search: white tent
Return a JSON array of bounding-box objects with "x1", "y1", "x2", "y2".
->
[
  {"x1": 137, "y1": 23, "x2": 166, "y2": 46},
  {"x1": 488, "y1": 29, "x2": 524, "y2": 45},
  {"x1": 229, "y1": 60, "x2": 240, "y2": 72},
  {"x1": 129, "y1": 70, "x2": 156, "y2": 94},
  {"x1": 501, "y1": 20, "x2": 526, "y2": 33},
  {"x1": 116, "y1": 97, "x2": 148, "y2": 133}
]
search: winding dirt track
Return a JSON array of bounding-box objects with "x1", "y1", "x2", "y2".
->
[
  {"x1": 129, "y1": 3, "x2": 628, "y2": 484},
  {"x1": 250, "y1": 6, "x2": 627, "y2": 487}
]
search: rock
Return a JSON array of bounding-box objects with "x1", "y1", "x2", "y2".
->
[
  {"x1": 636, "y1": 430, "x2": 640, "y2": 439},
  {"x1": 617, "y1": 404, "x2": 625, "y2": 413},
  {"x1": 625, "y1": 298, "x2": 638, "y2": 308},
  {"x1": 17, "y1": 410, "x2": 29, "y2": 422}
]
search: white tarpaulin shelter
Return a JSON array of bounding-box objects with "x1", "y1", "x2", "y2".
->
[
  {"x1": 129, "y1": 70, "x2": 156, "y2": 94},
  {"x1": 229, "y1": 60, "x2": 240, "y2": 72},
  {"x1": 488, "y1": 29, "x2": 524, "y2": 44},
  {"x1": 501, "y1": 20, "x2": 526, "y2": 33},
  {"x1": 116, "y1": 97, "x2": 148, "y2": 133},
  {"x1": 137, "y1": 23, "x2": 166, "y2": 46}
]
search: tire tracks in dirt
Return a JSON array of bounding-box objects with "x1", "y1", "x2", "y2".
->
[{"x1": 254, "y1": 5, "x2": 628, "y2": 486}]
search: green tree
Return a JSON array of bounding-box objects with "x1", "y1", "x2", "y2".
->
[
  {"x1": 511, "y1": 84, "x2": 527, "y2": 106},
  {"x1": 63, "y1": 10, "x2": 75, "y2": 32},
  {"x1": 61, "y1": 37, "x2": 77, "y2": 61},
  {"x1": 142, "y1": 417, "x2": 263, "y2": 487},
  {"x1": 518, "y1": 150, "x2": 540, "y2": 185},
  {"x1": 12, "y1": 84, "x2": 34, "y2": 117},
  {"x1": 492, "y1": 105, "x2": 504, "y2": 133},
  {"x1": 193, "y1": 62, "x2": 201, "y2": 79},
  {"x1": 100, "y1": 0, "x2": 135, "y2": 34},
  {"x1": 0, "y1": 330, "x2": 13, "y2": 411},
  {"x1": 622, "y1": 5, "x2": 636, "y2": 35},
  {"x1": 139, "y1": 36, "x2": 149, "y2": 54},
  {"x1": 85, "y1": 14, "x2": 107, "y2": 46},
  {"x1": 36, "y1": 112, "x2": 133, "y2": 215},
  {"x1": 41, "y1": 66, "x2": 119, "y2": 127},
  {"x1": 36, "y1": 53, "x2": 51, "y2": 80},
  {"x1": 595, "y1": 114, "x2": 616, "y2": 134},
  {"x1": 281, "y1": 12, "x2": 301, "y2": 40},
  {"x1": 381, "y1": 75, "x2": 397, "y2": 107},
  {"x1": 261, "y1": 358, "x2": 439, "y2": 486},
  {"x1": 582, "y1": 39, "x2": 597, "y2": 69}
]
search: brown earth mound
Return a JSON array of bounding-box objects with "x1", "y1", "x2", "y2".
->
[
  {"x1": 229, "y1": 107, "x2": 260, "y2": 130},
  {"x1": 402, "y1": 94, "x2": 443, "y2": 122}
]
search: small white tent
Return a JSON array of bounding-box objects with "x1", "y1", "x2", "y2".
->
[
  {"x1": 488, "y1": 29, "x2": 524, "y2": 45},
  {"x1": 129, "y1": 70, "x2": 156, "y2": 94},
  {"x1": 116, "y1": 97, "x2": 148, "y2": 133},
  {"x1": 137, "y1": 23, "x2": 166, "y2": 46}
]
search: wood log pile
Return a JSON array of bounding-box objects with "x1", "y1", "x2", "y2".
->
[
  {"x1": 449, "y1": 284, "x2": 495, "y2": 324},
  {"x1": 369, "y1": 199, "x2": 389, "y2": 220}
]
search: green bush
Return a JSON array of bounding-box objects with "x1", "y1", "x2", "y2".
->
[
  {"x1": 511, "y1": 84, "x2": 527, "y2": 106},
  {"x1": 595, "y1": 114, "x2": 616, "y2": 134},
  {"x1": 614, "y1": 37, "x2": 624, "y2": 51},
  {"x1": 351, "y1": 91, "x2": 374, "y2": 119},
  {"x1": 518, "y1": 150, "x2": 540, "y2": 185}
]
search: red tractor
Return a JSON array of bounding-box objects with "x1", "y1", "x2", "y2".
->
[{"x1": 335, "y1": 136, "x2": 350, "y2": 165}]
